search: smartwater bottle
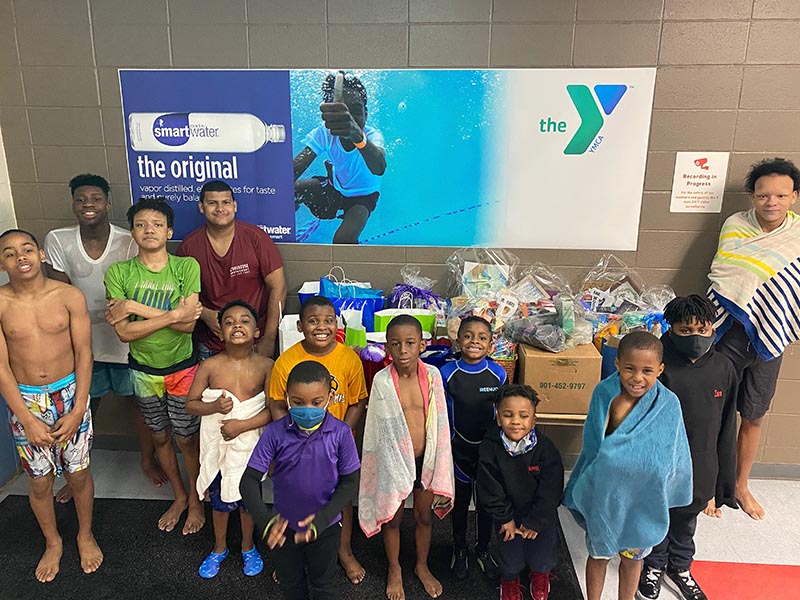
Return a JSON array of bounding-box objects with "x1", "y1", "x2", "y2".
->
[{"x1": 128, "y1": 112, "x2": 286, "y2": 153}]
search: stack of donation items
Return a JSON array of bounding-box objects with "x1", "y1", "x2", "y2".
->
[{"x1": 285, "y1": 252, "x2": 675, "y2": 411}]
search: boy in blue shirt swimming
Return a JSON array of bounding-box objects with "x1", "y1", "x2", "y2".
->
[{"x1": 294, "y1": 71, "x2": 386, "y2": 244}]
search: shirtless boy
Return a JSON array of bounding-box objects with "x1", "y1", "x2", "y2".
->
[
  {"x1": 359, "y1": 315, "x2": 454, "y2": 600},
  {"x1": 186, "y1": 300, "x2": 272, "y2": 578},
  {"x1": 0, "y1": 229, "x2": 103, "y2": 582}
]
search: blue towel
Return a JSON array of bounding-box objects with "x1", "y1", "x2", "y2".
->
[{"x1": 563, "y1": 373, "x2": 692, "y2": 557}]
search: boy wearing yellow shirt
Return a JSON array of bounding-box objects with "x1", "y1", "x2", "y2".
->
[{"x1": 269, "y1": 295, "x2": 368, "y2": 585}]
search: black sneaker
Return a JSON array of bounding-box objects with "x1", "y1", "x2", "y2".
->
[
  {"x1": 451, "y1": 547, "x2": 469, "y2": 580},
  {"x1": 475, "y1": 547, "x2": 499, "y2": 580},
  {"x1": 636, "y1": 564, "x2": 663, "y2": 600},
  {"x1": 665, "y1": 570, "x2": 708, "y2": 600}
]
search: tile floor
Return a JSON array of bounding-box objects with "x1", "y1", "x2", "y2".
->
[{"x1": 2, "y1": 451, "x2": 799, "y2": 599}]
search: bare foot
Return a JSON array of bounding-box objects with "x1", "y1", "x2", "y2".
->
[
  {"x1": 141, "y1": 461, "x2": 168, "y2": 488},
  {"x1": 339, "y1": 548, "x2": 365, "y2": 584},
  {"x1": 415, "y1": 564, "x2": 443, "y2": 598},
  {"x1": 35, "y1": 540, "x2": 62, "y2": 583},
  {"x1": 703, "y1": 498, "x2": 723, "y2": 518},
  {"x1": 386, "y1": 564, "x2": 404, "y2": 600},
  {"x1": 736, "y1": 485, "x2": 765, "y2": 520},
  {"x1": 77, "y1": 533, "x2": 104, "y2": 574},
  {"x1": 54, "y1": 483, "x2": 73, "y2": 504},
  {"x1": 158, "y1": 496, "x2": 188, "y2": 532},
  {"x1": 182, "y1": 500, "x2": 206, "y2": 535}
]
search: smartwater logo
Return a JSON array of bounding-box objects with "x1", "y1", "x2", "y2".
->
[
  {"x1": 538, "y1": 84, "x2": 628, "y2": 155},
  {"x1": 152, "y1": 113, "x2": 219, "y2": 147}
]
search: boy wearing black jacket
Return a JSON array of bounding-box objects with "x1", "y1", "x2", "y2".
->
[
  {"x1": 638, "y1": 295, "x2": 738, "y2": 600},
  {"x1": 477, "y1": 384, "x2": 564, "y2": 600}
]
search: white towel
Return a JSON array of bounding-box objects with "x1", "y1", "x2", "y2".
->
[{"x1": 196, "y1": 389, "x2": 266, "y2": 503}]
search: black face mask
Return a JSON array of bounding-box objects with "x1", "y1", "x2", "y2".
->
[{"x1": 670, "y1": 331, "x2": 714, "y2": 359}]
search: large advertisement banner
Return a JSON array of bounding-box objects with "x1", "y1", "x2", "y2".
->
[{"x1": 120, "y1": 68, "x2": 655, "y2": 249}]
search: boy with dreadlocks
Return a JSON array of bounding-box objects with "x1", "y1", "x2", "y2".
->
[
  {"x1": 638, "y1": 295, "x2": 738, "y2": 600},
  {"x1": 293, "y1": 70, "x2": 386, "y2": 244}
]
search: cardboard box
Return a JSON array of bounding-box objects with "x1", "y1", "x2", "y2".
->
[{"x1": 518, "y1": 343, "x2": 602, "y2": 415}]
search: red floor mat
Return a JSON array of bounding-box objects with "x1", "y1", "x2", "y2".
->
[{"x1": 692, "y1": 561, "x2": 800, "y2": 600}]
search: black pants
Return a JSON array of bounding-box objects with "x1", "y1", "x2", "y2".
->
[
  {"x1": 271, "y1": 523, "x2": 342, "y2": 600},
  {"x1": 452, "y1": 478, "x2": 492, "y2": 552},
  {"x1": 645, "y1": 506, "x2": 701, "y2": 573},
  {"x1": 496, "y1": 523, "x2": 558, "y2": 581}
]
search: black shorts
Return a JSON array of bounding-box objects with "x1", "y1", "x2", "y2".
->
[
  {"x1": 413, "y1": 455, "x2": 424, "y2": 490},
  {"x1": 306, "y1": 173, "x2": 379, "y2": 220},
  {"x1": 716, "y1": 321, "x2": 783, "y2": 420}
]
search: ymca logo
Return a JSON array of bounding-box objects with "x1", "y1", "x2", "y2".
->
[{"x1": 539, "y1": 84, "x2": 628, "y2": 155}]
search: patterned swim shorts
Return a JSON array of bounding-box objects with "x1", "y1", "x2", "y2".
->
[
  {"x1": 9, "y1": 372, "x2": 93, "y2": 479},
  {"x1": 132, "y1": 364, "x2": 199, "y2": 438}
]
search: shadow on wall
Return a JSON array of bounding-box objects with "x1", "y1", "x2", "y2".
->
[
  {"x1": 0, "y1": 272, "x2": 21, "y2": 485},
  {"x1": 0, "y1": 395, "x2": 19, "y2": 486}
]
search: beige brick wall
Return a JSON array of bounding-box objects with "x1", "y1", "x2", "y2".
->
[{"x1": 0, "y1": 0, "x2": 798, "y2": 463}]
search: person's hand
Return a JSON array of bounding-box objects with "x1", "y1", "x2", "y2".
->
[
  {"x1": 294, "y1": 514, "x2": 317, "y2": 544},
  {"x1": 172, "y1": 297, "x2": 202, "y2": 324},
  {"x1": 200, "y1": 307, "x2": 222, "y2": 340},
  {"x1": 50, "y1": 410, "x2": 83, "y2": 445},
  {"x1": 21, "y1": 417, "x2": 55, "y2": 447},
  {"x1": 320, "y1": 102, "x2": 364, "y2": 143},
  {"x1": 518, "y1": 525, "x2": 538, "y2": 540},
  {"x1": 499, "y1": 520, "x2": 522, "y2": 542},
  {"x1": 220, "y1": 418, "x2": 244, "y2": 441},
  {"x1": 105, "y1": 299, "x2": 131, "y2": 325},
  {"x1": 265, "y1": 516, "x2": 288, "y2": 549},
  {"x1": 432, "y1": 494, "x2": 452, "y2": 510},
  {"x1": 214, "y1": 392, "x2": 233, "y2": 415}
]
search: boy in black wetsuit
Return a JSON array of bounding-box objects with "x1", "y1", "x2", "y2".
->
[
  {"x1": 638, "y1": 295, "x2": 738, "y2": 600},
  {"x1": 440, "y1": 316, "x2": 507, "y2": 579}
]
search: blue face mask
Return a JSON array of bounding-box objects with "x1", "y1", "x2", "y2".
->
[{"x1": 288, "y1": 405, "x2": 327, "y2": 430}]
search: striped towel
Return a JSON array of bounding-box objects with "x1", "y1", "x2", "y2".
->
[{"x1": 707, "y1": 209, "x2": 800, "y2": 360}]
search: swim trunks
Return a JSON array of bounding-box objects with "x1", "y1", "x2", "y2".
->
[
  {"x1": 206, "y1": 471, "x2": 256, "y2": 513},
  {"x1": 90, "y1": 361, "x2": 133, "y2": 398},
  {"x1": 306, "y1": 163, "x2": 380, "y2": 220},
  {"x1": 9, "y1": 372, "x2": 93, "y2": 479},
  {"x1": 132, "y1": 364, "x2": 199, "y2": 437}
]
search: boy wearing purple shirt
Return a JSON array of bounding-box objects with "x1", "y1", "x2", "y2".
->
[{"x1": 240, "y1": 360, "x2": 360, "y2": 600}]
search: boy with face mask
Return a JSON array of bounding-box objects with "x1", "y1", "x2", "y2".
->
[
  {"x1": 240, "y1": 360, "x2": 360, "y2": 600},
  {"x1": 638, "y1": 295, "x2": 738, "y2": 600},
  {"x1": 269, "y1": 295, "x2": 368, "y2": 585}
]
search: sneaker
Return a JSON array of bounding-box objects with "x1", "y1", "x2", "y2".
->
[
  {"x1": 475, "y1": 547, "x2": 499, "y2": 580},
  {"x1": 637, "y1": 565, "x2": 664, "y2": 599},
  {"x1": 665, "y1": 570, "x2": 708, "y2": 600},
  {"x1": 500, "y1": 577, "x2": 523, "y2": 600},
  {"x1": 529, "y1": 570, "x2": 551, "y2": 600},
  {"x1": 451, "y1": 547, "x2": 469, "y2": 580}
]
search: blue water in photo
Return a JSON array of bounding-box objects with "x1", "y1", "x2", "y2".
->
[{"x1": 290, "y1": 70, "x2": 503, "y2": 246}]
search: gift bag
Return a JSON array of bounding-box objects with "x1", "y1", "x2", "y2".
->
[
  {"x1": 373, "y1": 308, "x2": 437, "y2": 336},
  {"x1": 317, "y1": 267, "x2": 384, "y2": 331},
  {"x1": 342, "y1": 308, "x2": 367, "y2": 348},
  {"x1": 319, "y1": 267, "x2": 382, "y2": 300},
  {"x1": 297, "y1": 266, "x2": 375, "y2": 303},
  {"x1": 278, "y1": 314, "x2": 304, "y2": 355}
]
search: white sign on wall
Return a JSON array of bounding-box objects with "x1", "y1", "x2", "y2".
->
[
  {"x1": 491, "y1": 68, "x2": 656, "y2": 250},
  {"x1": 670, "y1": 152, "x2": 730, "y2": 213}
]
